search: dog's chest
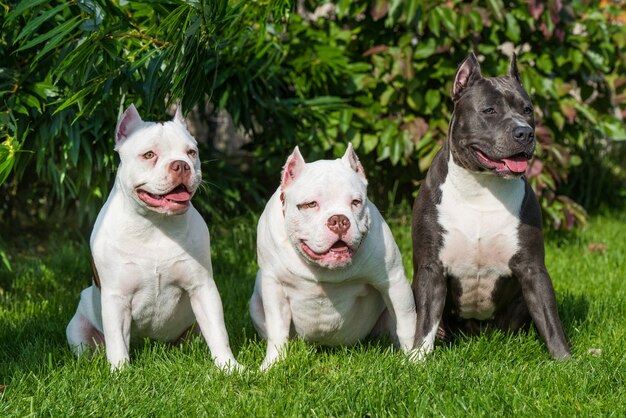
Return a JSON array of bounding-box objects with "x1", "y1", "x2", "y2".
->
[
  {"x1": 127, "y1": 259, "x2": 196, "y2": 339},
  {"x1": 286, "y1": 280, "x2": 385, "y2": 345},
  {"x1": 436, "y1": 163, "x2": 525, "y2": 319}
]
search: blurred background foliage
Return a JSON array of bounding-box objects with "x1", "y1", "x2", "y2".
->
[{"x1": 1, "y1": 0, "x2": 625, "y2": 260}]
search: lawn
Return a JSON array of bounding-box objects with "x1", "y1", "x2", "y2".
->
[{"x1": 1, "y1": 209, "x2": 625, "y2": 416}]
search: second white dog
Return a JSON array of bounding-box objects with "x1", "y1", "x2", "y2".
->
[{"x1": 250, "y1": 145, "x2": 417, "y2": 369}]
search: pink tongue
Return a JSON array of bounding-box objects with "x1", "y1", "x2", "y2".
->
[
  {"x1": 164, "y1": 186, "x2": 191, "y2": 201},
  {"x1": 502, "y1": 156, "x2": 529, "y2": 173}
]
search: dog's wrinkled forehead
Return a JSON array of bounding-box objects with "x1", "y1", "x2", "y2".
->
[
  {"x1": 452, "y1": 52, "x2": 533, "y2": 120},
  {"x1": 114, "y1": 104, "x2": 197, "y2": 159},
  {"x1": 119, "y1": 122, "x2": 196, "y2": 155},
  {"x1": 281, "y1": 144, "x2": 369, "y2": 205},
  {"x1": 462, "y1": 76, "x2": 531, "y2": 111},
  {"x1": 286, "y1": 160, "x2": 367, "y2": 202}
]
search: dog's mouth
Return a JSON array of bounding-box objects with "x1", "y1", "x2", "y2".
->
[
  {"x1": 136, "y1": 184, "x2": 193, "y2": 211},
  {"x1": 300, "y1": 240, "x2": 355, "y2": 264},
  {"x1": 474, "y1": 149, "x2": 531, "y2": 176}
]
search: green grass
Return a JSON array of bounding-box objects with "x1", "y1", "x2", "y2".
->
[{"x1": 1, "y1": 210, "x2": 625, "y2": 416}]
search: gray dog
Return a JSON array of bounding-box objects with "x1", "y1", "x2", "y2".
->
[{"x1": 411, "y1": 52, "x2": 571, "y2": 360}]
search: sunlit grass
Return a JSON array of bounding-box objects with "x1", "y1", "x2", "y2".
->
[{"x1": 1, "y1": 211, "x2": 625, "y2": 416}]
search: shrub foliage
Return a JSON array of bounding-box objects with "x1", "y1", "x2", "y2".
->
[{"x1": 1, "y1": 0, "x2": 625, "y2": 234}]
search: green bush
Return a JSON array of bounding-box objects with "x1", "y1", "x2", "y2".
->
[
  {"x1": 1, "y1": 0, "x2": 625, "y2": 234},
  {"x1": 285, "y1": 0, "x2": 626, "y2": 228},
  {"x1": 0, "y1": 0, "x2": 299, "y2": 226}
]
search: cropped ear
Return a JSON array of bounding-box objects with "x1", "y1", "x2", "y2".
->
[
  {"x1": 341, "y1": 143, "x2": 367, "y2": 183},
  {"x1": 453, "y1": 52, "x2": 482, "y2": 100},
  {"x1": 173, "y1": 102, "x2": 187, "y2": 128},
  {"x1": 281, "y1": 146, "x2": 306, "y2": 189},
  {"x1": 115, "y1": 104, "x2": 143, "y2": 146},
  {"x1": 508, "y1": 52, "x2": 522, "y2": 84}
]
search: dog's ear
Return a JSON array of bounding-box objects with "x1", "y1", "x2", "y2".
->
[
  {"x1": 115, "y1": 104, "x2": 143, "y2": 147},
  {"x1": 453, "y1": 52, "x2": 482, "y2": 100},
  {"x1": 281, "y1": 146, "x2": 306, "y2": 189},
  {"x1": 508, "y1": 53, "x2": 522, "y2": 84},
  {"x1": 342, "y1": 143, "x2": 367, "y2": 184},
  {"x1": 173, "y1": 102, "x2": 187, "y2": 128}
]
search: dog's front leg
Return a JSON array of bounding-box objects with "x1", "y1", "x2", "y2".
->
[
  {"x1": 413, "y1": 262, "x2": 447, "y2": 360},
  {"x1": 513, "y1": 262, "x2": 571, "y2": 359},
  {"x1": 378, "y1": 268, "x2": 417, "y2": 356},
  {"x1": 259, "y1": 273, "x2": 291, "y2": 371},
  {"x1": 188, "y1": 281, "x2": 241, "y2": 372},
  {"x1": 100, "y1": 289, "x2": 132, "y2": 370},
  {"x1": 513, "y1": 203, "x2": 571, "y2": 360}
]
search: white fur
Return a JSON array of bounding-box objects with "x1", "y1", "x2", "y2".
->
[
  {"x1": 250, "y1": 147, "x2": 417, "y2": 369},
  {"x1": 115, "y1": 123, "x2": 201, "y2": 207},
  {"x1": 66, "y1": 106, "x2": 240, "y2": 371},
  {"x1": 283, "y1": 159, "x2": 369, "y2": 269},
  {"x1": 438, "y1": 158, "x2": 524, "y2": 320},
  {"x1": 415, "y1": 323, "x2": 439, "y2": 361},
  {"x1": 513, "y1": 118, "x2": 531, "y2": 128}
]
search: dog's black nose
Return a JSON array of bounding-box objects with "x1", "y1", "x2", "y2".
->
[
  {"x1": 327, "y1": 214, "x2": 350, "y2": 236},
  {"x1": 512, "y1": 126, "x2": 535, "y2": 145}
]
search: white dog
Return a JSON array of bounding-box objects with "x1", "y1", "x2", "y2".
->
[
  {"x1": 66, "y1": 104, "x2": 240, "y2": 371},
  {"x1": 250, "y1": 145, "x2": 417, "y2": 369}
]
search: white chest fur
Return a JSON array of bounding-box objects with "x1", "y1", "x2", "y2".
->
[{"x1": 437, "y1": 159, "x2": 525, "y2": 319}]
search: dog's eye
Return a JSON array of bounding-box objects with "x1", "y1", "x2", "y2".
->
[
  {"x1": 187, "y1": 149, "x2": 198, "y2": 158},
  {"x1": 523, "y1": 106, "x2": 533, "y2": 115},
  {"x1": 298, "y1": 201, "x2": 318, "y2": 210},
  {"x1": 482, "y1": 108, "x2": 496, "y2": 114},
  {"x1": 352, "y1": 199, "x2": 362, "y2": 207},
  {"x1": 142, "y1": 151, "x2": 156, "y2": 160}
]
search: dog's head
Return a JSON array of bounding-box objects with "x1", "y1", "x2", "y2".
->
[
  {"x1": 280, "y1": 144, "x2": 371, "y2": 269},
  {"x1": 114, "y1": 104, "x2": 202, "y2": 215},
  {"x1": 449, "y1": 52, "x2": 535, "y2": 178}
]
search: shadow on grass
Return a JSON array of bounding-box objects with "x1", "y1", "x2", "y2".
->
[
  {"x1": 422, "y1": 291, "x2": 590, "y2": 357},
  {"x1": 296, "y1": 336, "x2": 402, "y2": 356},
  {"x1": 0, "y1": 238, "x2": 93, "y2": 382},
  {"x1": 0, "y1": 219, "x2": 259, "y2": 382},
  {"x1": 0, "y1": 308, "x2": 72, "y2": 382},
  {"x1": 559, "y1": 291, "x2": 590, "y2": 333}
]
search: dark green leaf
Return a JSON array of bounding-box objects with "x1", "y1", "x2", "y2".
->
[
  {"x1": 434, "y1": 6, "x2": 456, "y2": 37},
  {"x1": 486, "y1": 0, "x2": 504, "y2": 23},
  {"x1": 601, "y1": 119, "x2": 626, "y2": 141},
  {"x1": 15, "y1": 3, "x2": 70, "y2": 43},
  {"x1": 428, "y1": 9, "x2": 441, "y2": 37},
  {"x1": 5, "y1": 0, "x2": 51, "y2": 24},
  {"x1": 468, "y1": 11, "x2": 483, "y2": 32},
  {"x1": 425, "y1": 89, "x2": 440, "y2": 114},
  {"x1": 413, "y1": 38, "x2": 436, "y2": 59},
  {"x1": 16, "y1": 16, "x2": 82, "y2": 53},
  {"x1": 362, "y1": 134, "x2": 378, "y2": 154},
  {"x1": 505, "y1": 14, "x2": 520, "y2": 43}
]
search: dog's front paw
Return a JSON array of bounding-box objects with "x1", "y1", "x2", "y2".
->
[
  {"x1": 403, "y1": 347, "x2": 430, "y2": 363},
  {"x1": 109, "y1": 357, "x2": 129, "y2": 372},
  {"x1": 259, "y1": 359, "x2": 274, "y2": 372},
  {"x1": 215, "y1": 358, "x2": 244, "y2": 374},
  {"x1": 259, "y1": 345, "x2": 288, "y2": 371},
  {"x1": 402, "y1": 343, "x2": 436, "y2": 364},
  {"x1": 553, "y1": 350, "x2": 573, "y2": 361}
]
